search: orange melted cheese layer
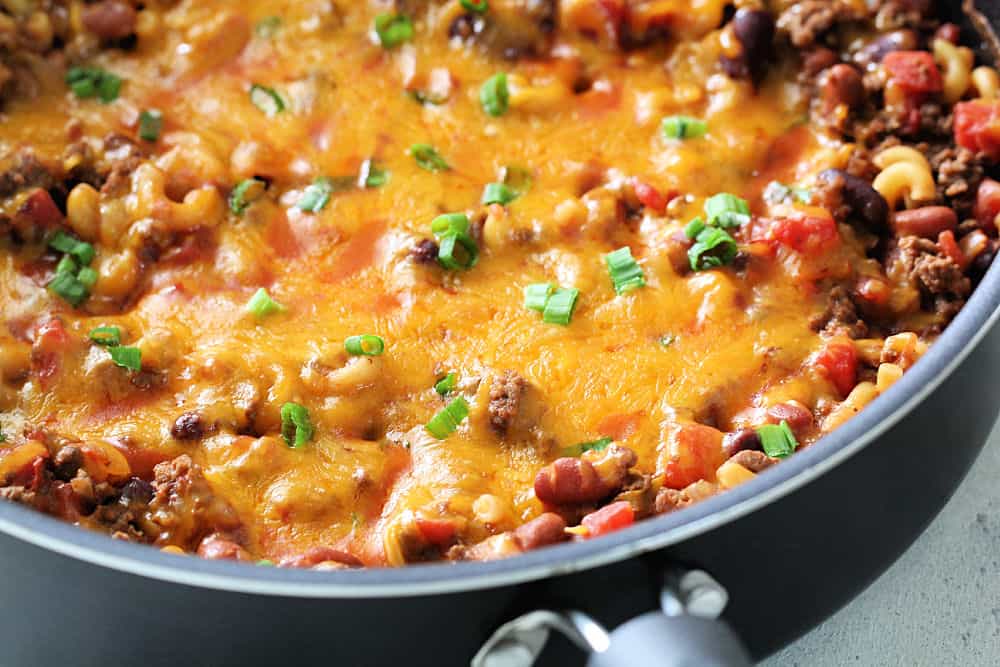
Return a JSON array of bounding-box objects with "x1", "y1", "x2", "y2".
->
[{"x1": 0, "y1": 1, "x2": 865, "y2": 564}]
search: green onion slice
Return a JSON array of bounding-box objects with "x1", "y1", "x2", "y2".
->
[
  {"x1": 230, "y1": 178, "x2": 267, "y2": 215},
  {"x1": 49, "y1": 231, "x2": 95, "y2": 266},
  {"x1": 374, "y1": 13, "x2": 413, "y2": 48},
  {"x1": 605, "y1": 246, "x2": 646, "y2": 295},
  {"x1": 562, "y1": 436, "x2": 613, "y2": 457},
  {"x1": 47, "y1": 272, "x2": 89, "y2": 307},
  {"x1": 431, "y1": 213, "x2": 470, "y2": 237},
  {"x1": 55, "y1": 254, "x2": 78, "y2": 276},
  {"x1": 280, "y1": 402, "x2": 314, "y2": 448},
  {"x1": 360, "y1": 159, "x2": 390, "y2": 188},
  {"x1": 434, "y1": 372, "x2": 457, "y2": 396},
  {"x1": 688, "y1": 227, "x2": 738, "y2": 272},
  {"x1": 249, "y1": 84, "x2": 286, "y2": 116},
  {"x1": 436, "y1": 232, "x2": 479, "y2": 271},
  {"x1": 524, "y1": 282, "x2": 554, "y2": 312},
  {"x1": 345, "y1": 334, "x2": 385, "y2": 356},
  {"x1": 480, "y1": 73, "x2": 509, "y2": 117},
  {"x1": 426, "y1": 396, "x2": 470, "y2": 439},
  {"x1": 297, "y1": 177, "x2": 335, "y2": 212},
  {"x1": 684, "y1": 217, "x2": 706, "y2": 240},
  {"x1": 661, "y1": 115, "x2": 708, "y2": 140},
  {"x1": 460, "y1": 0, "x2": 488, "y2": 12},
  {"x1": 256, "y1": 16, "x2": 281, "y2": 38},
  {"x1": 410, "y1": 144, "x2": 450, "y2": 172},
  {"x1": 542, "y1": 287, "x2": 580, "y2": 325},
  {"x1": 246, "y1": 288, "x2": 285, "y2": 319},
  {"x1": 763, "y1": 181, "x2": 813, "y2": 205},
  {"x1": 756, "y1": 420, "x2": 798, "y2": 458},
  {"x1": 66, "y1": 67, "x2": 121, "y2": 103},
  {"x1": 89, "y1": 326, "x2": 121, "y2": 347},
  {"x1": 108, "y1": 346, "x2": 142, "y2": 372},
  {"x1": 704, "y1": 193, "x2": 750, "y2": 229},
  {"x1": 76, "y1": 267, "x2": 98, "y2": 288},
  {"x1": 138, "y1": 109, "x2": 163, "y2": 142},
  {"x1": 501, "y1": 165, "x2": 533, "y2": 196},
  {"x1": 482, "y1": 182, "x2": 518, "y2": 206}
]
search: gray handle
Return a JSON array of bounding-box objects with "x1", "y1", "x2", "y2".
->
[
  {"x1": 472, "y1": 568, "x2": 752, "y2": 667},
  {"x1": 586, "y1": 612, "x2": 752, "y2": 667}
]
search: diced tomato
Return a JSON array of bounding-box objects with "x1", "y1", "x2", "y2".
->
[
  {"x1": 415, "y1": 517, "x2": 456, "y2": 546},
  {"x1": 33, "y1": 317, "x2": 68, "y2": 351},
  {"x1": 954, "y1": 101, "x2": 1000, "y2": 162},
  {"x1": 769, "y1": 214, "x2": 839, "y2": 255},
  {"x1": 883, "y1": 51, "x2": 943, "y2": 95},
  {"x1": 581, "y1": 501, "x2": 634, "y2": 538},
  {"x1": 660, "y1": 423, "x2": 725, "y2": 490},
  {"x1": 631, "y1": 179, "x2": 667, "y2": 214},
  {"x1": 814, "y1": 341, "x2": 858, "y2": 398},
  {"x1": 937, "y1": 230, "x2": 967, "y2": 269},
  {"x1": 856, "y1": 277, "x2": 891, "y2": 306},
  {"x1": 19, "y1": 189, "x2": 63, "y2": 227},
  {"x1": 974, "y1": 178, "x2": 1000, "y2": 231}
]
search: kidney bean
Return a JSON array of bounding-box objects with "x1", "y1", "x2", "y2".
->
[
  {"x1": 279, "y1": 546, "x2": 363, "y2": 569},
  {"x1": 853, "y1": 30, "x2": 919, "y2": 69},
  {"x1": 722, "y1": 429, "x2": 762, "y2": 458},
  {"x1": 534, "y1": 457, "x2": 607, "y2": 505},
  {"x1": 82, "y1": 1, "x2": 138, "y2": 41},
  {"x1": 892, "y1": 206, "x2": 958, "y2": 239},
  {"x1": 933, "y1": 23, "x2": 961, "y2": 45},
  {"x1": 583, "y1": 444, "x2": 637, "y2": 494},
  {"x1": 974, "y1": 178, "x2": 1000, "y2": 231},
  {"x1": 197, "y1": 533, "x2": 250, "y2": 561},
  {"x1": 513, "y1": 513, "x2": 568, "y2": 551},
  {"x1": 721, "y1": 9, "x2": 775, "y2": 85},
  {"x1": 766, "y1": 402, "x2": 814, "y2": 431},
  {"x1": 803, "y1": 48, "x2": 839, "y2": 77},
  {"x1": 819, "y1": 169, "x2": 889, "y2": 230},
  {"x1": 821, "y1": 64, "x2": 864, "y2": 112}
]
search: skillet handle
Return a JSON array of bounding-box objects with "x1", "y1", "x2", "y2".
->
[{"x1": 472, "y1": 568, "x2": 752, "y2": 667}]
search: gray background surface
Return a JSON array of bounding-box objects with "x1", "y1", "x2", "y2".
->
[{"x1": 764, "y1": 422, "x2": 1000, "y2": 666}]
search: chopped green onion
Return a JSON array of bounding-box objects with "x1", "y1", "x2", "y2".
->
[
  {"x1": 501, "y1": 165, "x2": 533, "y2": 196},
  {"x1": 684, "y1": 217, "x2": 706, "y2": 240},
  {"x1": 659, "y1": 334, "x2": 677, "y2": 347},
  {"x1": 108, "y1": 346, "x2": 142, "y2": 372},
  {"x1": 49, "y1": 231, "x2": 95, "y2": 266},
  {"x1": 246, "y1": 288, "x2": 285, "y2": 319},
  {"x1": 55, "y1": 254, "x2": 78, "y2": 276},
  {"x1": 230, "y1": 178, "x2": 267, "y2": 216},
  {"x1": 407, "y1": 90, "x2": 443, "y2": 106},
  {"x1": 256, "y1": 559, "x2": 275, "y2": 566},
  {"x1": 756, "y1": 420, "x2": 798, "y2": 458},
  {"x1": 562, "y1": 436, "x2": 613, "y2": 457},
  {"x1": 426, "y1": 396, "x2": 470, "y2": 439},
  {"x1": 255, "y1": 16, "x2": 281, "y2": 38},
  {"x1": 361, "y1": 160, "x2": 390, "y2": 188},
  {"x1": 480, "y1": 73, "x2": 509, "y2": 117},
  {"x1": 661, "y1": 115, "x2": 708, "y2": 140},
  {"x1": 434, "y1": 372, "x2": 457, "y2": 396},
  {"x1": 763, "y1": 181, "x2": 812, "y2": 205},
  {"x1": 297, "y1": 177, "x2": 335, "y2": 212},
  {"x1": 280, "y1": 401, "x2": 314, "y2": 448},
  {"x1": 482, "y1": 182, "x2": 518, "y2": 206},
  {"x1": 688, "y1": 227, "x2": 738, "y2": 271},
  {"x1": 460, "y1": 0, "x2": 488, "y2": 12},
  {"x1": 48, "y1": 272, "x2": 89, "y2": 306},
  {"x1": 66, "y1": 67, "x2": 121, "y2": 103},
  {"x1": 605, "y1": 246, "x2": 646, "y2": 295},
  {"x1": 431, "y1": 213, "x2": 470, "y2": 237},
  {"x1": 374, "y1": 13, "x2": 413, "y2": 48},
  {"x1": 249, "y1": 84, "x2": 285, "y2": 116},
  {"x1": 138, "y1": 110, "x2": 163, "y2": 142},
  {"x1": 410, "y1": 144, "x2": 449, "y2": 172},
  {"x1": 542, "y1": 287, "x2": 580, "y2": 325},
  {"x1": 89, "y1": 326, "x2": 121, "y2": 346},
  {"x1": 704, "y1": 193, "x2": 750, "y2": 229},
  {"x1": 437, "y1": 232, "x2": 479, "y2": 271},
  {"x1": 0, "y1": 428, "x2": 5, "y2": 443},
  {"x1": 76, "y1": 267, "x2": 98, "y2": 288},
  {"x1": 524, "y1": 282, "x2": 554, "y2": 312},
  {"x1": 345, "y1": 334, "x2": 385, "y2": 356}
]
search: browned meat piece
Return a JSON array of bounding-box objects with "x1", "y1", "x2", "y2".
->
[
  {"x1": 450, "y1": 512, "x2": 567, "y2": 561},
  {"x1": 534, "y1": 444, "x2": 637, "y2": 506},
  {"x1": 895, "y1": 237, "x2": 971, "y2": 301},
  {"x1": 170, "y1": 412, "x2": 208, "y2": 441},
  {"x1": 611, "y1": 473, "x2": 656, "y2": 518},
  {"x1": 727, "y1": 449, "x2": 780, "y2": 473},
  {"x1": 52, "y1": 445, "x2": 84, "y2": 481},
  {"x1": 450, "y1": 0, "x2": 556, "y2": 59},
  {"x1": 654, "y1": 480, "x2": 718, "y2": 514},
  {"x1": 142, "y1": 455, "x2": 243, "y2": 549},
  {"x1": 810, "y1": 285, "x2": 869, "y2": 339},
  {"x1": 82, "y1": 1, "x2": 138, "y2": 41},
  {"x1": 410, "y1": 238, "x2": 439, "y2": 264},
  {"x1": 930, "y1": 147, "x2": 983, "y2": 218},
  {"x1": 488, "y1": 370, "x2": 527, "y2": 435},
  {"x1": 0, "y1": 149, "x2": 56, "y2": 198},
  {"x1": 776, "y1": 1, "x2": 857, "y2": 48},
  {"x1": 873, "y1": 0, "x2": 933, "y2": 31},
  {"x1": 100, "y1": 133, "x2": 145, "y2": 196}
]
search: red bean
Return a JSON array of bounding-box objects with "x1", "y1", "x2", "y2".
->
[
  {"x1": 513, "y1": 513, "x2": 567, "y2": 551},
  {"x1": 892, "y1": 206, "x2": 958, "y2": 239},
  {"x1": 278, "y1": 546, "x2": 363, "y2": 569},
  {"x1": 767, "y1": 402, "x2": 814, "y2": 431},
  {"x1": 821, "y1": 64, "x2": 864, "y2": 112},
  {"x1": 534, "y1": 457, "x2": 607, "y2": 505},
  {"x1": 197, "y1": 533, "x2": 250, "y2": 561},
  {"x1": 82, "y1": 1, "x2": 137, "y2": 41},
  {"x1": 974, "y1": 179, "x2": 1000, "y2": 232},
  {"x1": 934, "y1": 23, "x2": 961, "y2": 45},
  {"x1": 722, "y1": 429, "x2": 762, "y2": 458}
]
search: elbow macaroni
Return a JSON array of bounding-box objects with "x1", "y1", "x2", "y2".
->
[
  {"x1": 872, "y1": 147, "x2": 936, "y2": 209},
  {"x1": 932, "y1": 38, "x2": 974, "y2": 104}
]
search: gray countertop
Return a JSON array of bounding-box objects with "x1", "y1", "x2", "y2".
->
[{"x1": 764, "y1": 422, "x2": 1000, "y2": 666}]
